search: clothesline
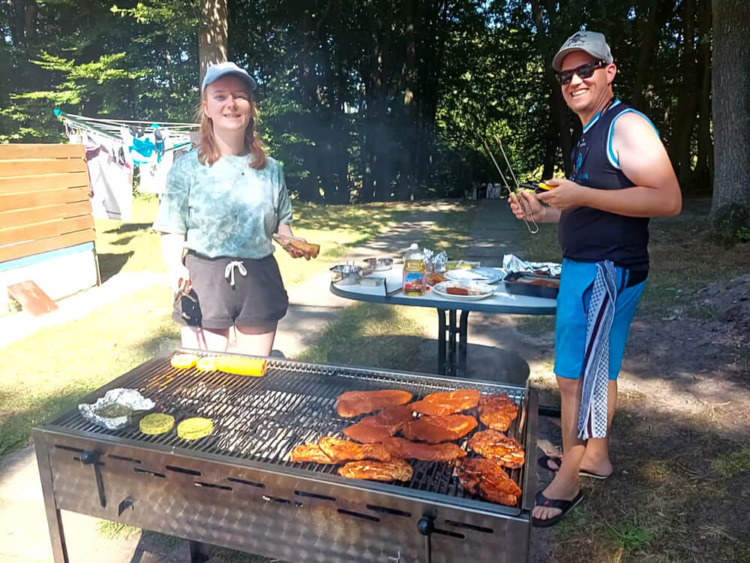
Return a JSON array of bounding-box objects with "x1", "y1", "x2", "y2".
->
[{"x1": 56, "y1": 109, "x2": 196, "y2": 222}]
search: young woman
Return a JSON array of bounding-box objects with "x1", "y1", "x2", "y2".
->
[{"x1": 154, "y1": 62, "x2": 309, "y2": 355}]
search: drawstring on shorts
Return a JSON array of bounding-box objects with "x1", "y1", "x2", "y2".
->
[{"x1": 224, "y1": 260, "x2": 247, "y2": 287}]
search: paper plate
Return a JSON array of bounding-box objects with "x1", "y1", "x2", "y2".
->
[{"x1": 432, "y1": 281, "x2": 495, "y2": 301}]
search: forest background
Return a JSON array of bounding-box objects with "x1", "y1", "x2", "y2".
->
[{"x1": 1, "y1": 0, "x2": 745, "y2": 234}]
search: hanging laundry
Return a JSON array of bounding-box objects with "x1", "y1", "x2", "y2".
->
[{"x1": 87, "y1": 142, "x2": 134, "y2": 221}]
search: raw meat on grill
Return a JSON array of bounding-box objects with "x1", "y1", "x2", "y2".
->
[
  {"x1": 338, "y1": 459, "x2": 414, "y2": 482},
  {"x1": 478, "y1": 393, "x2": 519, "y2": 431},
  {"x1": 380, "y1": 437, "x2": 467, "y2": 462},
  {"x1": 336, "y1": 389, "x2": 413, "y2": 418},
  {"x1": 402, "y1": 414, "x2": 478, "y2": 443},
  {"x1": 342, "y1": 404, "x2": 415, "y2": 443},
  {"x1": 318, "y1": 437, "x2": 391, "y2": 462},
  {"x1": 456, "y1": 458, "x2": 522, "y2": 506},
  {"x1": 468, "y1": 430, "x2": 525, "y2": 469},
  {"x1": 410, "y1": 389, "x2": 480, "y2": 416},
  {"x1": 290, "y1": 443, "x2": 335, "y2": 464}
]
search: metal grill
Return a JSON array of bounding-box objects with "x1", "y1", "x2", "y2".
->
[
  {"x1": 50, "y1": 352, "x2": 527, "y2": 507},
  {"x1": 35, "y1": 351, "x2": 537, "y2": 563}
]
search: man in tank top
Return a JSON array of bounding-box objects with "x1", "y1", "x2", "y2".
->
[{"x1": 509, "y1": 31, "x2": 682, "y2": 526}]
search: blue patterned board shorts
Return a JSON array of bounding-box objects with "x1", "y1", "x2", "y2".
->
[{"x1": 554, "y1": 259, "x2": 646, "y2": 381}]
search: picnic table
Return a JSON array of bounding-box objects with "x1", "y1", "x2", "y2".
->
[{"x1": 330, "y1": 266, "x2": 556, "y2": 378}]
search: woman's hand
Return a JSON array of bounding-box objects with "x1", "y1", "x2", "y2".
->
[
  {"x1": 283, "y1": 241, "x2": 310, "y2": 260},
  {"x1": 169, "y1": 264, "x2": 192, "y2": 294},
  {"x1": 536, "y1": 178, "x2": 587, "y2": 211}
]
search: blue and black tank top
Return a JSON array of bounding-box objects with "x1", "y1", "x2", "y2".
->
[{"x1": 558, "y1": 99, "x2": 657, "y2": 271}]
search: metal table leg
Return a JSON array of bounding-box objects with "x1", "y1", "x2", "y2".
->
[
  {"x1": 33, "y1": 431, "x2": 70, "y2": 563},
  {"x1": 457, "y1": 310, "x2": 470, "y2": 378},
  {"x1": 437, "y1": 309, "x2": 447, "y2": 375},
  {"x1": 448, "y1": 310, "x2": 457, "y2": 376}
]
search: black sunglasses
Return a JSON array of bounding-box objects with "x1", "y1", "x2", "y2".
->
[{"x1": 555, "y1": 61, "x2": 608, "y2": 86}]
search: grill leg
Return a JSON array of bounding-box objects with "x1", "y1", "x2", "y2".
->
[
  {"x1": 189, "y1": 540, "x2": 210, "y2": 563},
  {"x1": 33, "y1": 435, "x2": 69, "y2": 563}
]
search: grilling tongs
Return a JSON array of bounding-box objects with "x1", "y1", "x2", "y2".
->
[{"x1": 482, "y1": 136, "x2": 539, "y2": 234}]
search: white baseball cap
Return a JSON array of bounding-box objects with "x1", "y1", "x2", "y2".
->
[
  {"x1": 201, "y1": 62, "x2": 258, "y2": 93},
  {"x1": 553, "y1": 31, "x2": 613, "y2": 71}
]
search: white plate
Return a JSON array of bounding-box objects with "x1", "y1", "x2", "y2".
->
[
  {"x1": 432, "y1": 281, "x2": 495, "y2": 301},
  {"x1": 444, "y1": 267, "x2": 505, "y2": 284}
]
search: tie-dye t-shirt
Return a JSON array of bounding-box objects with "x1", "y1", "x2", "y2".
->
[{"x1": 153, "y1": 150, "x2": 293, "y2": 259}]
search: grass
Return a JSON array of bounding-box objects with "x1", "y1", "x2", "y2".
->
[
  {"x1": 713, "y1": 446, "x2": 750, "y2": 478},
  {"x1": 0, "y1": 286, "x2": 177, "y2": 456},
  {"x1": 97, "y1": 520, "x2": 140, "y2": 540}
]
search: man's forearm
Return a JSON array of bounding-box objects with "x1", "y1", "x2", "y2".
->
[{"x1": 583, "y1": 185, "x2": 681, "y2": 218}]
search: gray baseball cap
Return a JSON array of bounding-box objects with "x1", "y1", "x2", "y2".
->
[
  {"x1": 201, "y1": 62, "x2": 258, "y2": 94},
  {"x1": 553, "y1": 31, "x2": 613, "y2": 71}
]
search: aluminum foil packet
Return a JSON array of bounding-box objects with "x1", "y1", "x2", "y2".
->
[
  {"x1": 503, "y1": 254, "x2": 562, "y2": 277},
  {"x1": 79, "y1": 388, "x2": 155, "y2": 430}
]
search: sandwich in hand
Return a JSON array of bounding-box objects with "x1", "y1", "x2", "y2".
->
[{"x1": 272, "y1": 233, "x2": 320, "y2": 259}]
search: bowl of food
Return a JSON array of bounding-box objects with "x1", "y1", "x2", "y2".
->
[
  {"x1": 362, "y1": 257, "x2": 393, "y2": 271},
  {"x1": 330, "y1": 264, "x2": 363, "y2": 285}
]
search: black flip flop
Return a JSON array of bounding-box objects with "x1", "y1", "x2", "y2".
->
[
  {"x1": 537, "y1": 454, "x2": 611, "y2": 480},
  {"x1": 532, "y1": 490, "x2": 584, "y2": 528}
]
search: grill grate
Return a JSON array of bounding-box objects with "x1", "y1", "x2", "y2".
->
[{"x1": 50, "y1": 352, "x2": 527, "y2": 502}]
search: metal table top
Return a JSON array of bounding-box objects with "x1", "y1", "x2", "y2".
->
[{"x1": 330, "y1": 267, "x2": 556, "y2": 315}]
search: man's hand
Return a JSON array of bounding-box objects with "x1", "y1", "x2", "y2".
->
[
  {"x1": 536, "y1": 178, "x2": 588, "y2": 211},
  {"x1": 508, "y1": 191, "x2": 561, "y2": 224}
]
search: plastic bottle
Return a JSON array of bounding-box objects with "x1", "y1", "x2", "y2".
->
[{"x1": 402, "y1": 243, "x2": 426, "y2": 296}]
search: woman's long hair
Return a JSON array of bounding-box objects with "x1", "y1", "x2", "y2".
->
[{"x1": 194, "y1": 88, "x2": 267, "y2": 169}]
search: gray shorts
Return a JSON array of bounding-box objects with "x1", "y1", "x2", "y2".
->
[{"x1": 174, "y1": 252, "x2": 289, "y2": 333}]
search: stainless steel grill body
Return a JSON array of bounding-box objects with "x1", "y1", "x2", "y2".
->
[{"x1": 34, "y1": 352, "x2": 537, "y2": 562}]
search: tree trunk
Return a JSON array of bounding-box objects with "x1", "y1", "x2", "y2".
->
[
  {"x1": 710, "y1": 0, "x2": 750, "y2": 237},
  {"x1": 671, "y1": 0, "x2": 698, "y2": 189},
  {"x1": 199, "y1": 0, "x2": 228, "y2": 83},
  {"x1": 632, "y1": 0, "x2": 661, "y2": 112},
  {"x1": 695, "y1": 0, "x2": 712, "y2": 192}
]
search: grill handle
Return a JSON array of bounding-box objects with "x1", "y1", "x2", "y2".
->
[
  {"x1": 417, "y1": 516, "x2": 434, "y2": 563},
  {"x1": 80, "y1": 450, "x2": 106, "y2": 508}
]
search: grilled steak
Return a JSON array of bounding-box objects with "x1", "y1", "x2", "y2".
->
[
  {"x1": 411, "y1": 389, "x2": 480, "y2": 416},
  {"x1": 468, "y1": 430, "x2": 525, "y2": 469},
  {"x1": 290, "y1": 443, "x2": 335, "y2": 464},
  {"x1": 478, "y1": 393, "x2": 519, "y2": 431},
  {"x1": 342, "y1": 404, "x2": 414, "y2": 443},
  {"x1": 338, "y1": 459, "x2": 414, "y2": 482},
  {"x1": 318, "y1": 437, "x2": 391, "y2": 462},
  {"x1": 380, "y1": 437, "x2": 467, "y2": 461},
  {"x1": 456, "y1": 458, "x2": 521, "y2": 506},
  {"x1": 336, "y1": 389, "x2": 413, "y2": 418},
  {"x1": 402, "y1": 414, "x2": 478, "y2": 443}
]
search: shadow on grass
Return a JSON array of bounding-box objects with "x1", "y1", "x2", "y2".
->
[
  {"x1": 0, "y1": 388, "x2": 89, "y2": 456},
  {"x1": 103, "y1": 223, "x2": 153, "y2": 235},
  {"x1": 98, "y1": 251, "x2": 134, "y2": 282},
  {"x1": 535, "y1": 403, "x2": 750, "y2": 562}
]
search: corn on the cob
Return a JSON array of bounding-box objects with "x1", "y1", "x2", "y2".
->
[
  {"x1": 171, "y1": 353, "x2": 198, "y2": 369},
  {"x1": 215, "y1": 356, "x2": 267, "y2": 377}
]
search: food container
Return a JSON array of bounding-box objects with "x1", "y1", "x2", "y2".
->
[
  {"x1": 362, "y1": 257, "x2": 393, "y2": 271},
  {"x1": 445, "y1": 260, "x2": 481, "y2": 271},
  {"x1": 503, "y1": 272, "x2": 559, "y2": 299},
  {"x1": 330, "y1": 264, "x2": 363, "y2": 285}
]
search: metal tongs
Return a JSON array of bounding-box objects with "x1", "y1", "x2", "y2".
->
[{"x1": 482, "y1": 136, "x2": 539, "y2": 234}]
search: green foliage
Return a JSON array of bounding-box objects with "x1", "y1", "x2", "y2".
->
[{"x1": 0, "y1": 0, "x2": 721, "y2": 202}]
